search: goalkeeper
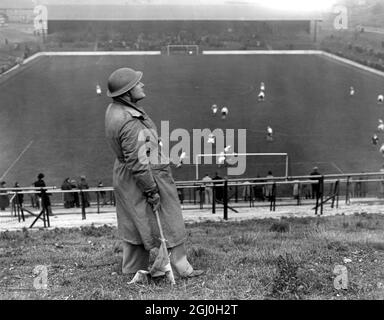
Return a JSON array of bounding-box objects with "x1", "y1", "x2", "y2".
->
[{"x1": 105, "y1": 67, "x2": 203, "y2": 279}]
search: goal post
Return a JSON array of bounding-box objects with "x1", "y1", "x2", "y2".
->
[
  {"x1": 195, "y1": 153, "x2": 289, "y2": 180},
  {"x1": 166, "y1": 44, "x2": 199, "y2": 56}
]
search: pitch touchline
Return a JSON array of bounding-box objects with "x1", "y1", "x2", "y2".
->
[{"x1": 0, "y1": 140, "x2": 34, "y2": 181}]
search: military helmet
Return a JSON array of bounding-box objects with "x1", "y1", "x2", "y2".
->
[{"x1": 107, "y1": 67, "x2": 142, "y2": 98}]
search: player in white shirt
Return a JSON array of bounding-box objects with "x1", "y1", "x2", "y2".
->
[
  {"x1": 207, "y1": 133, "x2": 215, "y2": 144},
  {"x1": 260, "y1": 82, "x2": 265, "y2": 91},
  {"x1": 175, "y1": 151, "x2": 186, "y2": 168},
  {"x1": 217, "y1": 152, "x2": 226, "y2": 165},
  {"x1": 349, "y1": 86, "x2": 355, "y2": 96},
  {"x1": 380, "y1": 144, "x2": 384, "y2": 155},
  {"x1": 221, "y1": 106, "x2": 228, "y2": 119},
  {"x1": 266, "y1": 126, "x2": 273, "y2": 141},
  {"x1": 378, "y1": 94, "x2": 383, "y2": 104},
  {"x1": 211, "y1": 104, "x2": 218, "y2": 114},
  {"x1": 258, "y1": 90, "x2": 265, "y2": 101},
  {"x1": 224, "y1": 145, "x2": 231, "y2": 153},
  {"x1": 378, "y1": 119, "x2": 384, "y2": 132},
  {"x1": 96, "y1": 84, "x2": 102, "y2": 95},
  {"x1": 372, "y1": 134, "x2": 379, "y2": 145}
]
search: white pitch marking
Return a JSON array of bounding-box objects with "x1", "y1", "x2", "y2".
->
[{"x1": 0, "y1": 140, "x2": 34, "y2": 181}]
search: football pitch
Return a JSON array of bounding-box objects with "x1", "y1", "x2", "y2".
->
[{"x1": 1, "y1": 53, "x2": 384, "y2": 188}]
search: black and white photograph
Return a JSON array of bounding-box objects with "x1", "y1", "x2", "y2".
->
[{"x1": 1, "y1": 0, "x2": 384, "y2": 306}]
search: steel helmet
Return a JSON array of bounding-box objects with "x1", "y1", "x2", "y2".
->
[{"x1": 107, "y1": 67, "x2": 143, "y2": 98}]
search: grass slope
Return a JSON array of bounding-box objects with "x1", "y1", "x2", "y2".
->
[{"x1": 0, "y1": 213, "x2": 384, "y2": 300}]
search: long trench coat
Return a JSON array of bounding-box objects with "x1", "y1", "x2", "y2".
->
[{"x1": 105, "y1": 100, "x2": 186, "y2": 251}]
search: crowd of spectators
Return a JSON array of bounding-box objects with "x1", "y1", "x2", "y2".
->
[
  {"x1": 320, "y1": 29, "x2": 384, "y2": 72},
  {"x1": 0, "y1": 39, "x2": 41, "y2": 75}
]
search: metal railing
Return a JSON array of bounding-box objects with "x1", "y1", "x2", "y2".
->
[{"x1": 1, "y1": 171, "x2": 384, "y2": 228}]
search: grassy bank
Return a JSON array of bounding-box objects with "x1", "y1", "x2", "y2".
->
[{"x1": 1, "y1": 213, "x2": 384, "y2": 300}]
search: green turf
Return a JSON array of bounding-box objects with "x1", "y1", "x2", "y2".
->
[{"x1": 0, "y1": 54, "x2": 383, "y2": 188}]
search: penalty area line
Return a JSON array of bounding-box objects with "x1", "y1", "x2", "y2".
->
[
  {"x1": 330, "y1": 162, "x2": 344, "y2": 174},
  {"x1": 0, "y1": 140, "x2": 34, "y2": 181}
]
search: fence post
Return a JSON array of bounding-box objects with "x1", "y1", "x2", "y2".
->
[
  {"x1": 336, "y1": 180, "x2": 340, "y2": 208},
  {"x1": 345, "y1": 176, "x2": 351, "y2": 205},
  {"x1": 297, "y1": 183, "x2": 301, "y2": 206},
  {"x1": 223, "y1": 178, "x2": 228, "y2": 220},
  {"x1": 235, "y1": 185, "x2": 238, "y2": 203},
  {"x1": 96, "y1": 191, "x2": 100, "y2": 214},
  {"x1": 320, "y1": 176, "x2": 324, "y2": 215},
  {"x1": 270, "y1": 183, "x2": 276, "y2": 211},
  {"x1": 212, "y1": 183, "x2": 216, "y2": 214},
  {"x1": 80, "y1": 190, "x2": 86, "y2": 220},
  {"x1": 199, "y1": 185, "x2": 203, "y2": 210}
]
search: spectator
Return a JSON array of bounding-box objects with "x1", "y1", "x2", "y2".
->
[
  {"x1": 292, "y1": 180, "x2": 300, "y2": 200},
  {"x1": 264, "y1": 171, "x2": 274, "y2": 201},
  {"x1": 30, "y1": 183, "x2": 39, "y2": 208},
  {"x1": 241, "y1": 180, "x2": 253, "y2": 201},
  {"x1": 310, "y1": 166, "x2": 321, "y2": 199},
  {"x1": 61, "y1": 178, "x2": 74, "y2": 208},
  {"x1": 253, "y1": 175, "x2": 265, "y2": 201},
  {"x1": 212, "y1": 172, "x2": 223, "y2": 202},
  {"x1": 70, "y1": 179, "x2": 80, "y2": 207},
  {"x1": 33, "y1": 173, "x2": 53, "y2": 216},
  {"x1": 354, "y1": 172, "x2": 366, "y2": 198},
  {"x1": 78, "y1": 175, "x2": 90, "y2": 207},
  {"x1": 97, "y1": 180, "x2": 107, "y2": 205},
  {"x1": 104, "y1": 67, "x2": 202, "y2": 278},
  {"x1": 201, "y1": 173, "x2": 212, "y2": 204},
  {"x1": 0, "y1": 181, "x2": 9, "y2": 211},
  {"x1": 13, "y1": 182, "x2": 24, "y2": 207}
]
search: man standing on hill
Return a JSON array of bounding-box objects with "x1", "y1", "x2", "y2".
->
[{"x1": 104, "y1": 67, "x2": 203, "y2": 279}]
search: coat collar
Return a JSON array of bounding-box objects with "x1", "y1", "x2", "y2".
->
[{"x1": 113, "y1": 97, "x2": 145, "y2": 118}]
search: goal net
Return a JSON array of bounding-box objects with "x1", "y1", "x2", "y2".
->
[
  {"x1": 195, "y1": 153, "x2": 289, "y2": 180},
  {"x1": 166, "y1": 44, "x2": 199, "y2": 56}
]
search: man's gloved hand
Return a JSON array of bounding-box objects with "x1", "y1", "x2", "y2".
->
[{"x1": 147, "y1": 192, "x2": 161, "y2": 212}]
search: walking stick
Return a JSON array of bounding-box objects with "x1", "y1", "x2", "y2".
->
[
  {"x1": 151, "y1": 209, "x2": 176, "y2": 285},
  {"x1": 128, "y1": 209, "x2": 176, "y2": 285}
]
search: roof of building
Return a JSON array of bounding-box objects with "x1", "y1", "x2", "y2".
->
[{"x1": 44, "y1": 4, "x2": 322, "y2": 21}]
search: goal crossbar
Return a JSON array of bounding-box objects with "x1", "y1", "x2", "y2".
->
[{"x1": 166, "y1": 44, "x2": 199, "y2": 55}]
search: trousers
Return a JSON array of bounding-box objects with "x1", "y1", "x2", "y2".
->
[{"x1": 122, "y1": 241, "x2": 193, "y2": 277}]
